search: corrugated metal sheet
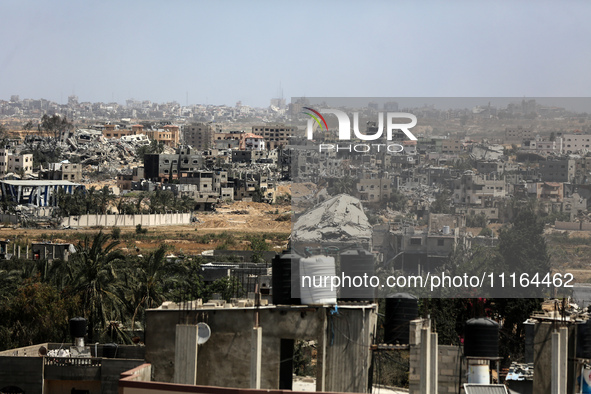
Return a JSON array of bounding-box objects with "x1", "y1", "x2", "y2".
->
[
  {"x1": 325, "y1": 306, "x2": 377, "y2": 393},
  {"x1": 464, "y1": 384, "x2": 509, "y2": 394}
]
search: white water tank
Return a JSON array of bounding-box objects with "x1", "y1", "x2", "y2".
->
[
  {"x1": 442, "y1": 226, "x2": 450, "y2": 235},
  {"x1": 299, "y1": 255, "x2": 337, "y2": 305},
  {"x1": 468, "y1": 363, "x2": 490, "y2": 384}
]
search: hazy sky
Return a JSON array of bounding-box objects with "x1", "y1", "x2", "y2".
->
[{"x1": 2, "y1": 1, "x2": 591, "y2": 107}]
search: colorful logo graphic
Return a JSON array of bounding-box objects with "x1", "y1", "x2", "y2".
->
[
  {"x1": 302, "y1": 107, "x2": 328, "y2": 131},
  {"x1": 304, "y1": 108, "x2": 417, "y2": 141}
]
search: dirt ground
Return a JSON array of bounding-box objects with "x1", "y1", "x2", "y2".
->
[{"x1": 0, "y1": 200, "x2": 292, "y2": 256}]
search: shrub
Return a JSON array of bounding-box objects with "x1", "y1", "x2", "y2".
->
[
  {"x1": 135, "y1": 224, "x2": 148, "y2": 234},
  {"x1": 111, "y1": 227, "x2": 121, "y2": 240}
]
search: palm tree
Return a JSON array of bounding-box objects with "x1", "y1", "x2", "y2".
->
[
  {"x1": 97, "y1": 186, "x2": 114, "y2": 214},
  {"x1": 128, "y1": 245, "x2": 184, "y2": 332},
  {"x1": 67, "y1": 231, "x2": 125, "y2": 342}
]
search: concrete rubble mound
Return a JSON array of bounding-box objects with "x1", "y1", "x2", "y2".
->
[{"x1": 293, "y1": 194, "x2": 372, "y2": 243}]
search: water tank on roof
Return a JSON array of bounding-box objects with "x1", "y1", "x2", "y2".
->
[
  {"x1": 339, "y1": 249, "x2": 375, "y2": 301},
  {"x1": 69, "y1": 317, "x2": 87, "y2": 339},
  {"x1": 272, "y1": 252, "x2": 301, "y2": 305},
  {"x1": 299, "y1": 255, "x2": 337, "y2": 305},
  {"x1": 384, "y1": 293, "x2": 419, "y2": 345},
  {"x1": 464, "y1": 318, "x2": 499, "y2": 358},
  {"x1": 577, "y1": 320, "x2": 591, "y2": 359}
]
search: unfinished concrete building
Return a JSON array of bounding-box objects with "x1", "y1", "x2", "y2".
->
[
  {"x1": 40, "y1": 161, "x2": 83, "y2": 182},
  {"x1": 251, "y1": 124, "x2": 295, "y2": 150},
  {"x1": 450, "y1": 172, "x2": 506, "y2": 206},
  {"x1": 145, "y1": 304, "x2": 377, "y2": 392},
  {"x1": 184, "y1": 123, "x2": 220, "y2": 150}
]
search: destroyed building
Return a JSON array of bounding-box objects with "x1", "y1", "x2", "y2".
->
[
  {"x1": 292, "y1": 194, "x2": 372, "y2": 252},
  {"x1": 0, "y1": 180, "x2": 84, "y2": 207},
  {"x1": 144, "y1": 147, "x2": 203, "y2": 180},
  {"x1": 39, "y1": 161, "x2": 82, "y2": 182},
  {"x1": 0, "y1": 148, "x2": 33, "y2": 176}
]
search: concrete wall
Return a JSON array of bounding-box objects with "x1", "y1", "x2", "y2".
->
[
  {"x1": 555, "y1": 221, "x2": 591, "y2": 231},
  {"x1": 145, "y1": 305, "x2": 377, "y2": 393},
  {"x1": 0, "y1": 342, "x2": 50, "y2": 356},
  {"x1": 0, "y1": 213, "x2": 18, "y2": 224},
  {"x1": 533, "y1": 322, "x2": 576, "y2": 394},
  {"x1": 408, "y1": 320, "x2": 466, "y2": 394},
  {"x1": 61, "y1": 212, "x2": 191, "y2": 228},
  {"x1": 0, "y1": 356, "x2": 44, "y2": 393},
  {"x1": 45, "y1": 379, "x2": 101, "y2": 394},
  {"x1": 120, "y1": 379, "x2": 320, "y2": 394},
  {"x1": 0, "y1": 343, "x2": 145, "y2": 359},
  {"x1": 101, "y1": 359, "x2": 146, "y2": 394}
]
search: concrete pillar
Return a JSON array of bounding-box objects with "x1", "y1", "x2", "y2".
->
[
  {"x1": 559, "y1": 327, "x2": 567, "y2": 393},
  {"x1": 552, "y1": 328, "x2": 568, "y2": 394},
  {"x1": 250, "y1": 327, "x2": 262, "y2": 389},
  {"x1": 430, "y1": 332, "x2": 438, "y2": 394},
  {"x1": 420, "y1": 327, "x2": 431, "y2": 394},
  {"x1": 316, "y1": 309, "x2": 328, "y2": 392},
  {"x1": 552, "y1": 331, "x2": 560, "y2": 394},
  {"x1": 174, "y1": 324, "x2": 198, "y2": 385}
]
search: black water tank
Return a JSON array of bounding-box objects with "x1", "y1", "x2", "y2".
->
[
  {"x1": 339, "y1": 249, "x2": 375, "y2": 301},
  {"x1": 578, "y1": 320, "x2": 591, "y2": 359},
  {"x1": 464, "y1": 318, "x2": 499, "y2": 358},
  {"x1": 69, "y1": 317, "x2": 87, "y2": 339},
  {"x1": 524, "y1": 321, "x2": 535, "y2": 363},
  {"x1": 272, "y1": 252, "x2": 301, "y2": 305},
  {"x1": 384, "y1": 293, "x2": 419, "y2": 345},
  {"x1": 103, "y1": 343, "x2": 118, "y2": 358}
]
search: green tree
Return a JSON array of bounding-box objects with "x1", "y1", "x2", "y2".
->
[
  {"x1": 205, "y1": 277, "x2": 244, "y2": 302},
  {"x1": 127, "y1": 245, "x2": 183, "y2": 331},
  {"x1": 248, "y1": 234, "x2": 269, "y2": 263},
  {"x1": 0, "y1": 278, "x2": 77, "y2": 349},
  {"x1": 497, "y1": 208, "x2": 550, "y2": 275},
  {"x1": 97, "y1": 186, "x2": 114, "y2": 214},
  {"x1": 388, "y1": 189, "x2": 407, "y2": 211},
  {"x1": 252, "y1": 186, "x2": 264, "y2": 203},
  {"x1": 40, "y1": 114, "x2": 73, "y2": 141},
  {"x1": 0, "y1": 123, "x2": 8, "y2": 139},
  {"x1": 111, "y1": 227, "x2": 122, "y2": 240},
  {"x1": 23, "y1": 121, "x2": 34, "y2": 131},
  {"x1": 489, "y1": 298, "x2": 541, "y2": 361},
  {"x1": 67, "y1": 232, "x2": 125, "y2": 342},
  {"x1": 466, "y1": 212, "x2": 487, "y2": 228},
  {"x1": 330, "y1": 176, "x2": 357, "y2": 196},
  {"x1": 430, "y1": 190, "x2": 452, "y2": 214},
  {"x1": 136, "y1": 139, "x2": 165, "y2": 161}
]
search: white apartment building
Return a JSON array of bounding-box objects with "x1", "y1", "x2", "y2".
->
[
  {"x1": 560, "y1": 134, "x2": 591, "y2": 154},
  {"x1": 0, "y1": 149, "x2": 33, "y2": 176}
]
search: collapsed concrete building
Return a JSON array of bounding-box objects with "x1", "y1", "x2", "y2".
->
[{"x1": 292, "y1": 194, "x2": 372, "y2": 253}]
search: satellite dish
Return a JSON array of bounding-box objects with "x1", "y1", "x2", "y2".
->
[{"x1": 197, "y1": 322, "x2": 211, "y2": 345}]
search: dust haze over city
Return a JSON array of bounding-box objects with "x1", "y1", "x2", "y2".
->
[{"x1": 2, "y1": 2, "x2": 591, "y2": 394}]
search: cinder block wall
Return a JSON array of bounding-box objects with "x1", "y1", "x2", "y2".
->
[{"x1": 408, "y1": 319, "x2": 466, "y2": 394}]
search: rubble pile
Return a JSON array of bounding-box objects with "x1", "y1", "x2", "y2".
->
[
  {"x1": 293, "y1": 194, "x2": 372, "y2": 243},
  {"x1": 25, "y1": 129, "x2": 159, "y2": 175}
]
